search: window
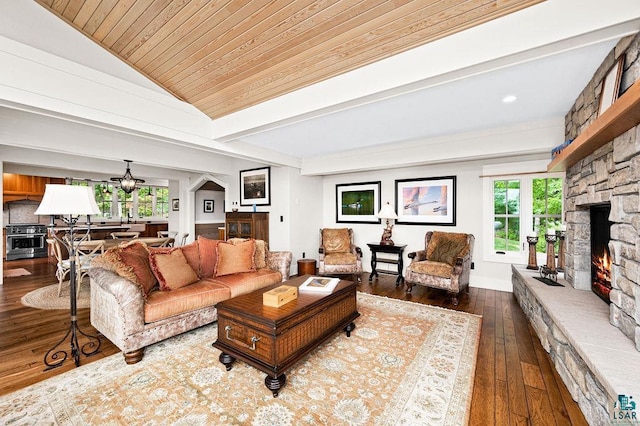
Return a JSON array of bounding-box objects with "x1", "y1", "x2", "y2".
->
[
  {"x1": 94, "y1": 183, "x2": 114, "y2": 218},
  {"x1": 69, "y1": 180, "x2": 169, "y2": 220},
  {"x1": 483, "y1": 169, "x2": 564, "y2": 264}
]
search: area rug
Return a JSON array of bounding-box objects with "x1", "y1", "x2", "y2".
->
[
  {"x1": 20, "y1": 282, "x2": 90, "y2": 310},
  {"x1": 2, "y1": 268, "x2": 31, "y2": 278},
  {"x1": 0, "y1": 293, "x2": 481, "y2": 425}
]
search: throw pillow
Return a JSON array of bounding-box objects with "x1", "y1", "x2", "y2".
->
[
  {"x1": 322, "y1": 228, "x2": 351, "y2": 254},
  {"x1": 91, "y1": 241, "x2": 157, "y2": 296},
  {"x1": 215, "y1": 240, "x2": 256, "y2": 276},
  {"x1": 197, "y1": 236, "x2": 220, "y2": 278},
  {"x1": 227, "y1": 238, "x2": 267, "y2": 269},
  {"x1": 149, "y1": 248, "x2": 199, "y2": 291},
  {"x1": 180, "y1": 240, "x2": 201, "y2": 276},
  {"x1": 426, "y1": 231, "x2": 469, "y2": 266}
]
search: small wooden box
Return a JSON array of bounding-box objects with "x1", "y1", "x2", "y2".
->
[{"x1": 263, "y1": 285, "x2": 298, "y2": 307}]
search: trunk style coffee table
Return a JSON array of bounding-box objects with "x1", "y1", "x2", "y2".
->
[{"x1": 212, "y1": 275, "x2": 359, "y2": 397}]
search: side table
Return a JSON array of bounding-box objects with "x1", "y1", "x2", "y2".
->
[
  {"x1": 367, "y1": 243, "x2": 406, "y2": 286},
  {"x1": 297, "y1": 259, "x2": 316, "y2": 276}
]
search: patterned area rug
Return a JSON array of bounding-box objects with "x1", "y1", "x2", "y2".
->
[
  {"x1": 20, "y1": 282, "x2": 90, "y2": 310},
  {"x1": 0, "y1": 293, "x2": 481, "y2": 425},
  {"x1": 2, "y1": 268, "x2": 31, "y2": 278}
]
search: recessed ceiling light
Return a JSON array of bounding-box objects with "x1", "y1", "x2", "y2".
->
[{"x1": 502, "y1": 95, "x2": 517, "y2": 103}]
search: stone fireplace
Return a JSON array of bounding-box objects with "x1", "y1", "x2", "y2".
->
[
  {"x1": 564, "y1": 96, "x2": 640, "y2": 354},
  {"x1": 513, "y1": 33, "x2": 640, "y2": 425}
]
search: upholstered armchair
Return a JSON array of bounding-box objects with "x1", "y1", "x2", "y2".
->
[
  {"x1": 318, "y1": 228, "x2": 363, "y2": 283},
  {"x1": 405, "y1": 231, "x2": 474, "y2": 305}
]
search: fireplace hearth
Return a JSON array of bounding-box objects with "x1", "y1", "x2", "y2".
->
[{"x1": 590, "y1": 205, "x2": 612, "y2": 304}]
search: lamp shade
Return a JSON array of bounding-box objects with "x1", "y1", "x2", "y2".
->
[
  {"x1": 377, "y1": 202, "x2": 398, "y2": 219},
  {"x1": 35, "y1": 184, "x2": 100, "y2": 216}
]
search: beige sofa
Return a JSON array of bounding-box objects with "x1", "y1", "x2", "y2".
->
[{"x1": 90, "y1": 236, "x2": 292, "y2": 364}]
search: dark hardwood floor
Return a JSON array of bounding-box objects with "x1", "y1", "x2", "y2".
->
[{"x1": 1, "y1": 258, "x2": 587, "y2": 425}]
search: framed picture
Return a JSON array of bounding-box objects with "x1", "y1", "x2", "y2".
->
[
  {"x1": 395, "y1": 176, "x2": 456, "y2": 225},
  {"x1": 240, "y1": 167, "x2": 271, "y2": 206},
  {"x1": 336, "y1": 181, "x2": 381, "y2": 223},
  {"x1": 203, "y1": 199, "x2": 214, "y2": 213},
  {"x1": 172, "y1": 199, "x2": 179, "y2": 211},
  {"x1": 598, "y1": 55, "x2": 625, "y2": 116}
]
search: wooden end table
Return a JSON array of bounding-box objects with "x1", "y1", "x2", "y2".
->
[
  {"x1": 212, "y1": 275, "x2": 359, "y2": 397},
  {"x1": 367, "y1": 243, "x2": 406, "y2": 286}
]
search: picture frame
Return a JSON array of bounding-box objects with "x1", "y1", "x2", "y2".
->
[
  {"x1": 395, "y1": 176, "x2": 456, "y2": 225},
  {"x1": 598, "y1": 55, "x2": 625, "y2": 116},
  {"x1": 172, "y1": 199, "x2": 179, "y2": 211},
  {"x1": 336, "y1": 181, "x2": 381, "y2": 223},
  {"x1": 203, "y1": 199, "x2": 214, "y2": 213},
  {"x1": 240, "y1": 166, "x2": 271, "y2": 206}
]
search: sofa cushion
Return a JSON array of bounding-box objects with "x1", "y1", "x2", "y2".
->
[
  {"x1": 149, "y1": 248, "x2": 199, "y2": 291},
  {"x1": 322, "y1": 228, "x2": 351, "y2": 254},
  {"x1": 426, "y1": 231, "x2": 469, "y2": 267},
  {"x1": 197, "y1": 236, "x2": 220, "y2": 278},
  {"x1": 210, "y1": 269, "x2": 282, "y2": 298},
  {"x1": 144, "y1": 279, "x2": 230, "y2": 323},
  {"x1": 409, "y1": 260, "x2": 453, "y2": 278},
  {"x1": 324, "y1": 252, "x2": 357, "y2": 265},
  {"x1": 91, "y1": 241, "x2": 157, "y2": 296},
  {"x1": 215, "y1": 240, "x2": 256, "y2": 276}
]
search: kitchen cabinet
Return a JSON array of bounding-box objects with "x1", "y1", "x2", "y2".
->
[
  {"x1": 2, "y1": 174, "x2": 65, "y2": 202},
  {"x1": 225, "y1": 212, "x2": 269, "y2": 244}
]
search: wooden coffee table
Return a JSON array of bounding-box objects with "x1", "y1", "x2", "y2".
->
[{"x1": 212, "y1": 275, "x2": 359, "y2": 396}]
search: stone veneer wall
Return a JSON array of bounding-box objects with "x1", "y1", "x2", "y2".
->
[{"x1": 563, "y1": 33, "x2": 640, "y2": 351}]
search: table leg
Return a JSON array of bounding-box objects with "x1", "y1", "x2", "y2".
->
[
  {"x1": 344, "y1": 322, "x2": 356, "y2": 337},
  {"x1": 218, "y1": 352, "x2": 236, "y2": 371},
  {"x1": 396, "y1": 254, "x2": 404, "y2": 286},
  {"x1": 369, "y1": 251, "x2": 378, "y2": 281},
  {"x1": 265, "y1": 373, "x2": 286, "y2": 397}
]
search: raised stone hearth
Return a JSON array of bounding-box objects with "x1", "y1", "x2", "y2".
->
[{"x1": 512, "y1": 266, "x2": 640, "y2": 425}]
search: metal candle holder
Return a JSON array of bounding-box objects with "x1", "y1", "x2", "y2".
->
[{"x1": 526, "y1": 236, "x2": 539, "y2": 270}]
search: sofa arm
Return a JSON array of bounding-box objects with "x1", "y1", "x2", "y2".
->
[
  {"x1": 267, "y1": 251, "x2": 293, "y2": 281},
  {"x1": 89, "y1": 268, "x2": 146, "y2": 348},
  {"x1": 408, "y1": 250, "x2": 427, "y2": 262}
]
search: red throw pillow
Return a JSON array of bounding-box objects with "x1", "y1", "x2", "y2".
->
[
  {"x1": 215, "y1": 240, "x2": 256, "y2": 276},
  {"x1": 149, "y1": 248, "x2": 199, "y2": 291},
  {"x1": 197, "y1": 236, "x2": 220, "y2": 278},
  {"x1": 91, "y1": 241, "x2": 157, "y2": 296}
]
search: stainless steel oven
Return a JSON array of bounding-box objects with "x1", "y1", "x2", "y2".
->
[{"x1": 5, "y1": 224, "x2": 48, "y2": 260}]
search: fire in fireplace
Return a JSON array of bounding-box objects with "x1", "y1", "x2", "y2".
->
[{"x1": 591, "y1": 205, "x2": 612, "y2": 304}]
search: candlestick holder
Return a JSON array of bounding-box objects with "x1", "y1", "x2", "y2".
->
[
  {"x1": 526, "y1": 236, "x2": 539, "y2": 270},
  {"x1": 556, "y1": 230, "x2": 566, "y2": 272},
  {"x1": 544, "y1": 233, "x2": 557, "y2": 273}
]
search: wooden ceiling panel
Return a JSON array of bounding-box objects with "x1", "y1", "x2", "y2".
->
[{"x1": 36, "y1": 0, "x2": 545, "y2": 119}]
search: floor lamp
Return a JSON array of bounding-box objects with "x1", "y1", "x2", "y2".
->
[{"x1": 35, "y1": 184, "x2": 102, "y2": 370}]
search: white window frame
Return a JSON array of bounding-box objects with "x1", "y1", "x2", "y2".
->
[{"x1": 482, "y1": 161, "x2": 564, "y2": 265}]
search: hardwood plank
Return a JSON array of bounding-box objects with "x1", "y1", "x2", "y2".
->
[
  {"x1": 526, "y1": 386, "x2": 557, "y2": 426},
  {"x1": 495, "y1": 379, "x2": 511, "y2": 425},
  {"x1": 522, "y1": 362, "x2": 546, "y2": 390}
]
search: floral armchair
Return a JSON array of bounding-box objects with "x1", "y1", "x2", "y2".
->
[
  {"x1": 405, "y1": 231, "x2": 474, "y2": 305},
  {"x1": 318, "y1": 228, "x2": 363, "y2": 283}
]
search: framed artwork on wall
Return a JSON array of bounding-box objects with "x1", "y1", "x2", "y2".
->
[
  {"x1": 203, "y1": 199, "x2": 214, "y2": 213},
  {"x1": 172, "y1": 199, "x2": 179, "y2": 211},
  {"x1": 598, "y1": 55, "x2": 625, "y2": 116},
  {"x1": 395, "y1": 176, "x2": 456, "y2": 225},
  {"x1": 240, "y1": 167, "x2": 271, "y2": 206},
  {"x1": 336, "y1": 181, "x2": 381, "y2": 223}
]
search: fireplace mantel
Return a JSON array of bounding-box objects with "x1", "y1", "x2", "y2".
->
[{"x1": 548, "y1": 78, "x2": 640, "y2": 172}]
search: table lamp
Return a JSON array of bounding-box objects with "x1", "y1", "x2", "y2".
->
[
  {"x1": 377, "y1": 202, "x2": 398, "y2": 246},
  {"x1": 35, "y1": 184, "x2": 102, "y2": 370}
]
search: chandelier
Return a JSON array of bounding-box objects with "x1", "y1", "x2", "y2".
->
[{"x1": 111, "y1": 160, "x2": 144, "y2": 194}]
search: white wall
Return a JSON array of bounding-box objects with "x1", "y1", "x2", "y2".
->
[
  {"x1": 194, "y1": 190, "x2": 225, "y2": 224},
  {"x1": 321, "y1": 156, "x2": 546, "y2": 292}
]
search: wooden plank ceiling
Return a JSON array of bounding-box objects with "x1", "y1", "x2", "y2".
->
[{"x1": 36, "y1": 0, "x2": 544, "y2": 120}]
